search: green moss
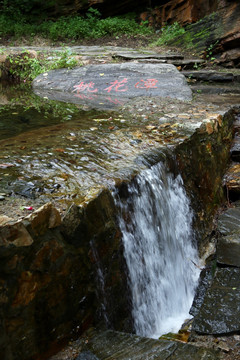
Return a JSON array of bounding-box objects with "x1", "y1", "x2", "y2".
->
[{"x1": 152, "y1": 12, "x2": 223, "y2": 53}]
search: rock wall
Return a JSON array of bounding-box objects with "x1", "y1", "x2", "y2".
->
[
  {"x1": 0, "y1": 194, "x2": 131, "y2": 360},
  {"x1": 141, "y1": 0, "x2": 240, "y2": 66},
  {"x1": 174, "y1": 108, "x2": 236, "y2": 252},
  {"x1": 140, "y1": 0, "x2": 218, "y2": 27}
]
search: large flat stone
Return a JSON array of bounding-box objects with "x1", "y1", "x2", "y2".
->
[
  {"x1": 49, "y1": 329, "x2": 220, "y2": 360},
  {"x1": 192, "y1": 267, "x2": 240, "y2": 334},
  {"x1": 32, "y1": 63, "x2": 192, "y2": 109}
]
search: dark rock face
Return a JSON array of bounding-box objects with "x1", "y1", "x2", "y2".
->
[
  {"x1": 0, "y1": 192, "x2": 131, "y2": 360},
  {"x1": 174, "y1": 108, "x2": 235, "y2": 250}
]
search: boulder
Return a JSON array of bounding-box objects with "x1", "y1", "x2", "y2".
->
[{"x1": 32, "y1": 63, "x2": 192, "y2": 109}]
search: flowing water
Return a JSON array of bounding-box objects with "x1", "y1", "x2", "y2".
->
[{"x1": 114, "y1": 162, "x2": 200, "y2": 338}]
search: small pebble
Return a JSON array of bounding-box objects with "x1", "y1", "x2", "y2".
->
[{"x1": 0, "y1": 195, "x2": 5, "y2": 201}]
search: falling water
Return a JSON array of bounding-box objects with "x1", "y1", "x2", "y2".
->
[{"x1": 114, "y1": 162, "x2": 200, "y2": 338}]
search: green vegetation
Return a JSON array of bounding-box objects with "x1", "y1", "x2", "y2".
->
[
  {"x1": 0, "y1": 8, "x2": 153, "y2": 41},
  {"x1": 6, "y1": 49, "x2": 79, "y2": 82},
  {"x1": 151, "y1": 12, "x2": 222, "y2": 54},
  {"x1": 152, "y1": 22, "x2": 186, "y2": 46}
]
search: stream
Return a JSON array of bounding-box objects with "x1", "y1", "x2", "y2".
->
[{"x1": 0, "y1": 70, "x2": 239, "y2": 360}]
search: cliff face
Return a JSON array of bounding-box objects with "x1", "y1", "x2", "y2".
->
[{"x1": 141, "y1": 0, "x2": 239, "y2": 66}]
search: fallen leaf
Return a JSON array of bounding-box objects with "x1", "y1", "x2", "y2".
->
[{"x1": 54, "y1": 148, "x2": 65, "y2": 153}]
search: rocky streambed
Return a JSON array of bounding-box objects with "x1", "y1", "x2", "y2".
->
[{"x1": 0, "y1": 46, "x2": 240, "y2": 360}]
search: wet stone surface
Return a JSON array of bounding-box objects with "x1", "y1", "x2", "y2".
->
[
  {"x1": 0, "y1": 89, "x2": 230, "y2": 220},
  {"x1": 49, "y1": 329, "x2": 221, "y2": 360},
  {"x1": 192, "y1": 267, "x2": 240, "y2": 334}
]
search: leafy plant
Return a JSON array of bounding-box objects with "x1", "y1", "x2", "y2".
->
[
  {"x1": 205, "y1": 41, "x2": 218, "y2": 60},
  {"x1": 6, "y1": 49, "x2": 78, "y2": 82}
]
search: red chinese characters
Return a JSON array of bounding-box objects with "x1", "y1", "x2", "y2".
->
[
  {"x1": 73, "y1": 81, "x2": 98, "y2": 93},
  {"x1": 104, "y1": 78, "x2": 128, "y2": 93},
  {"x1": 135, "y1": 79, "x2": 158, "y2": 89}
]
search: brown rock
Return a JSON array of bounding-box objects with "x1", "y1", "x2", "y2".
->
[
  {"x1": 0, "y1": 215, "x2": 13, "y2": 226},
  {"x1": 12, "y1": 271, "x2": 51, "y2": 307},
  {"x1": 0, "y1": 221, "x2": 33, "y2": 247},
  {"x1": 205, "y1": 122, "x2": 214, "y2": 135},
  {"x1": 26, "y1": 202, "x2": 61, "y2": 236},
  {"x1": 31, "y1": 239, "x2": 64, "y2": 271}
]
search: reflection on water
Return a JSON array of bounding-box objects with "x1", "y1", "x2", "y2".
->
[{"x1": 0, "y1": 83, "x2": 155, "y2": 210}]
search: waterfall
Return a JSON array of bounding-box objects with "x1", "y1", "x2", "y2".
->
[{"x1": 114, "y1": 162, "x2": 200, "y2": 338}]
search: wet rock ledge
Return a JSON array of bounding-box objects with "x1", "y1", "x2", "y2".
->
[{"x1": 0, "y1": 99, "x2": 238, "y2": 360}]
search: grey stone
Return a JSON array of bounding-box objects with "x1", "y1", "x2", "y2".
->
[
  {"x1": 76, "y1": 351, "x2": 99, "y2": 360},
  {"x1": 83, "y1": 329, "x2": 220, "y2": 360},
  {"x1": 217, "y1": 207, "x2": 240, "y2": 235},
  {"x1": 230, "y1": 135, "x2": 240, "y2": 161},
  {"x1": 32, "y1": 63, "x2": 192, "y2": 110},
  {"x1": 190, "y1": 84, "x2": 240, "y2": 95},
  {"x1": 183, "y1": 70, "x2": 235, "y2": 82},
  {"x1": 217, "y1": 233, "x2": 240, "y2": 267},
  {"x1": 192, "y1": 267, "x2": 240, "y2": 334},
  {"x1": 112, "y1": 52, "x2": 184, "y2": 60},
  {"x1": 190, "y1": 267, "x2": 213, "y2": 317}
]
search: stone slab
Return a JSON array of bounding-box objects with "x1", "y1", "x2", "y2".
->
[
  {"x1": 223, "y1": 164, "x2": 240, "y2": 193},
  {"x1": 217, "y1": 207, "x2": 240, "y2": 235},
  {"x1": 217, "y1": 233, "x2": 240, "y2": 267},
  {"x1": 32, "y1": 63, "x2": 192, "y2": 109},
  {"x1": 230, "y1": 135, "x2": 240, "y2": 162},
  {"x1": 112, "y1": 52, "x2": 184, "y2": 60},
  {"x1": 183, "y1": 70, "x2": 235, "y2": 82},
  {"x1": 192, "y1": 267, "x2": 240, "y2": 334},
  {"x1": 49, "y1": 329, "x2": 220, "y2": 360},
  {"x1": 84, "y1": 329, "x2": 220, "y2": 360}
]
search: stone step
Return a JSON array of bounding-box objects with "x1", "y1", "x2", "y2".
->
[
  {"x1": 49, "y1": 329, "x2": 221, "y2": 360},
  {"x1": 217, "y1": 206, "x2": 240, "y2": 235},
  {"x1": 223, "y1": 164, "x2": 240, "y2": 200},
  {"x1": 112, "y1": 52, "x2": 184, "y2": 61},
  {"x1": 217, "y1": 233, "x2": 240, "y2": 267},
  {"x1": 190, "y1": 84, "x2": 240, "y2": 95},
  {"x1": 230, "y1": 135, "x2": 240, "y2": 161},
  {"x1": 169, "y1": 59, "x2": 204, "y2": 69},
  {"x1": 183, "y1": 70, "x2": 240, "y2": 82}
]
